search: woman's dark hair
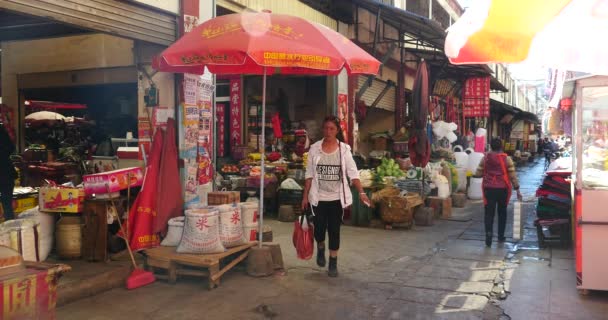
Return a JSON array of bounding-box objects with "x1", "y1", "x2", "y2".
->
[
  {"x1": 490, "y1": 138, "x2": 503, "y2": 151},
  {"x1": 322, "y1": 116, "x2": 344, "y2": 142}
]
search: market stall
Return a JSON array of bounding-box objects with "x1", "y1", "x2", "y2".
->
[{"x1": 568, "y1": 76, "x2": 608, "y2": 293}]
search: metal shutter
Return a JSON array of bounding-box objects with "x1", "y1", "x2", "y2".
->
[{"x1": 358, "y1": 77, "x2": 396, "y2": 112}]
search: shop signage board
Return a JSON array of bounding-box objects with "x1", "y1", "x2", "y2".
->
[
  {"x1": 230, "y1": 79, "x2": 242, "y2": 151},
  {"x1": 131, "y1": 0, "x2": 179, "y2": 14},
  {"x1": 463, "y1": 77, "x2": 491, "y2": 118}
]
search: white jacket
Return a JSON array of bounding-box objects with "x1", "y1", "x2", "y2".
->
[{"x1": 305, "y1": 139, "x2": 360, "y2": 208}]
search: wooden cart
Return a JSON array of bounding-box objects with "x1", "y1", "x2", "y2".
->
[{"x1": 144, "y1": 242, "x2": 256, "y2": 290}]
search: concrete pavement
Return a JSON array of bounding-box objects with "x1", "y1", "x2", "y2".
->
[{"x1": 56, "y1": 159, "x2": 608, "y2": 319}]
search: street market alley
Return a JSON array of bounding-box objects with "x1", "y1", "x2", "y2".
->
[{"x1": 57, "y1": 159, "x2": 608, "y2": 320}]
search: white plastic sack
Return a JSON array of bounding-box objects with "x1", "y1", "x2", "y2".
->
[
  {"x1": 18, "y1": 206, "x2": 54, "y2": 261},
  {"x1": 0, "y1": 219, "x2": 41, "y2": 261},
  {"x1": 216, "y1": 205, "x2": 247, "y2": 248},
  {"x1": 243, "y1": 226, "x2": 259, "y2": 242},
  {"x1": 240, "y1": 202, "x2": 259, "y2": 227},
  {"x1": 446, "y1": 132, "x2": 458, "y2": 143},
  {"x1": 161, "y1": 216, "x2": 184, "y2": 247},
  {"x1": 280, "y1": 178, "x2": 303, "y2": 190},
  {"x1": 177, "y1": 208, "x2": 225, "y2": 254}
]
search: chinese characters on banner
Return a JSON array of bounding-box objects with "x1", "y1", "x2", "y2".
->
[
  {"x1": 337, "y1": 93, "x2": 349, "y2": 143},
  {"x1": 0, "y1": 268, "x2": 59, "y2": 319},
  {"x1": 217, "y1": 104, "x2": 226, "y2": 157},
  {"x1": 462, "y1": 77, "x2": 490, "y2": 118},
  {"x1": 230, "y1": 79, "x2": 242, "y2": 152}
]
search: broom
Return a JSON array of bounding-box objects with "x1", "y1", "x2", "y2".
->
[{"x1": 106, "y1": 180, "x2": 156, "y2": 290}]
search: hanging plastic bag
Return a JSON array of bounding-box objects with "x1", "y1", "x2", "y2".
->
[{"x1": 292, "y1": 214, "x2": 314, "y2": 260}]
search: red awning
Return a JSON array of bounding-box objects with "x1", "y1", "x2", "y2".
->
[{"x1": 25, "y1": 100, "x2": 87, "y2": 110}]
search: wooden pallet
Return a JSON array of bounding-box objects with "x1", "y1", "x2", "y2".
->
[{"x1": 143, "y1": 242, "x2": 256, "y2": 290}]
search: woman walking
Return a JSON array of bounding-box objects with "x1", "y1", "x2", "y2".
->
[
  {"x1": 302, "y1": 116, "x2": 370, "y2": 277},
  {"x1": 475, "y1": 138, "x2": 522, "y2": 247}
]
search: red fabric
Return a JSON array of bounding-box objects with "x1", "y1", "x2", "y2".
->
[
  {"x1": 408, "y1": 134, "x2": 430, "y2": 168},
  {"x1": 153, "y1": 12, "x2": 380, "y2": 76},
  {"x1": 293, "y1": 215, "x2": 314, "y2": 260},
  {"x1": 409, "y1": 60, "x2": 430, "y2": 167},
  {"x1": 271, "y1": 113, "x2": 283, "y2": 138},
  {"x1": 127, "y1": 129, "x2": 163, "y2": 251},
  {"x1": 536, "y1": 189, "x2": 570, "y2": 199},
  {"x1": 462, "y1": 77, "x2": 490, "y2": 117},
  {"x1": 155, "y1": 118, "x2": 183, "y2": 236}
]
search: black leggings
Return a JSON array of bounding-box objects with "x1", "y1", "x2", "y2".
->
[
  {"x1": 484, "y1": 188, "x2": 508, "y2": 238},
  {"x1": 313, "y1": 200, "x2": 343, "y2": 251}
]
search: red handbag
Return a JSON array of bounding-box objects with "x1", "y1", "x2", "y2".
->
[{"x1": 292, "y1": 214, "x2": 314, "y2": 260}]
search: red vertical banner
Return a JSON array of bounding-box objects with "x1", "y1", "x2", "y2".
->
[
  {"x1": 230, "y1": 79, "x2": 242, "y2": 152},
  {"x1": 180, "y1": 0, "x2": 200, "y2": 35},
  {"x1": 338, "y1": 93, "x2": 349, "y2": 144},
  {"x1": 216, "y1": 103, "x2": 226, "y2": 157}
]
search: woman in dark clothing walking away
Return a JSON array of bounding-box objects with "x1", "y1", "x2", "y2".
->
[
  {"x1": 475, "y1": 138, "x2": 522, "y2": 247},
  {"x1": 0, "y1": 125, "x2": 16, "y2": 221},
  {"x1": 302, "y1": 116, "x2": 370, "y2": 277}
]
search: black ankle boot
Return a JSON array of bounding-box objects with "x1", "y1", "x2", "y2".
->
[
  {"x1": 317, "y1": 247, "x2": 326, "y2": 267},
  {"x1": 485, "y1": 233, "x2": 492, "y2": 247},
  {"x1": 498, "y1": 236, "x2": 506, "y2": 243},
  {"x1": 328, "y1": 257, "x2": 338, "y2": 277}
]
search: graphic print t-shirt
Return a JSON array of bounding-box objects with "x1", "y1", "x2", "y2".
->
[{"x1": 316, "y1": 149, "x2": 342, "y2": 201}]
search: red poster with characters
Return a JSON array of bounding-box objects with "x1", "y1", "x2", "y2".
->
[
  {"x1": 0, "y1": 267, "x2": 63, "y2": 319},
  {"x1": 230, "y1": 79, "x2": 242, "y2": 151},
  {"x1": 216, "y1": 104, "x2": 226, "y2": 157},
  {"x1": 337, "y1": 93, "x2": 349, "y2": 143}
]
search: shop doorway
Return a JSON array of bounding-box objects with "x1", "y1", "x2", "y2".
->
[{"x1": 20, "y1": 83, "x2": 138, "y2": 152}]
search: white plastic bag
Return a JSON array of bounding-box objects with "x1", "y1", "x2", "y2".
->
[
  {"x1": 177, "y1": 208, "x2": 226, "y2": 254},
  {"x1": 161, "y1": 216, "x2": 185, "y2": 247},
  {"x1": 279, "y1": 178, "x2": 303, "y2": 190}
]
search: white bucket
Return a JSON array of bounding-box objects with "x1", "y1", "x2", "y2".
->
[
  {"x1": 468, "y1": 177, "x2": 483, "y2": 200},
  {"x1": 453, "y1": 145, "x2": 469, "y2": 169},
  {"x1": 466, "y1": 148, "x2": 484, "y2": 174},
  {"x1": 240, "y1": 202, "x2": 259, "y2": 227}
]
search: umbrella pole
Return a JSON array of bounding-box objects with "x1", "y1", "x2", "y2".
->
[{"x1": 259, "y1": 67, "x2": 267, "y2": 248}]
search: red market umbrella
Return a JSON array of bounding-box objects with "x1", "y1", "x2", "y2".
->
[
  {"x1": 409, "y1": 60, "x2": 431, "y2": 167},
  {"x1": 154, "y1": 11, "x2": 380, "y2": 248},
  {"x1": 154, "y1": 118, "x2": 183, "y2": 236},
  {"x1": 25, "y1": 100, "x2": 87, "y2": 110},
  {"x1": 445, "y1": 0, "x2": 608, "y2": 75},
  {"x1": 127, "y1": 129, "x2": 164, "y2": 251},
  {"x1": 153, "y1": 12, "x2": 380, "y2": 76}
]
